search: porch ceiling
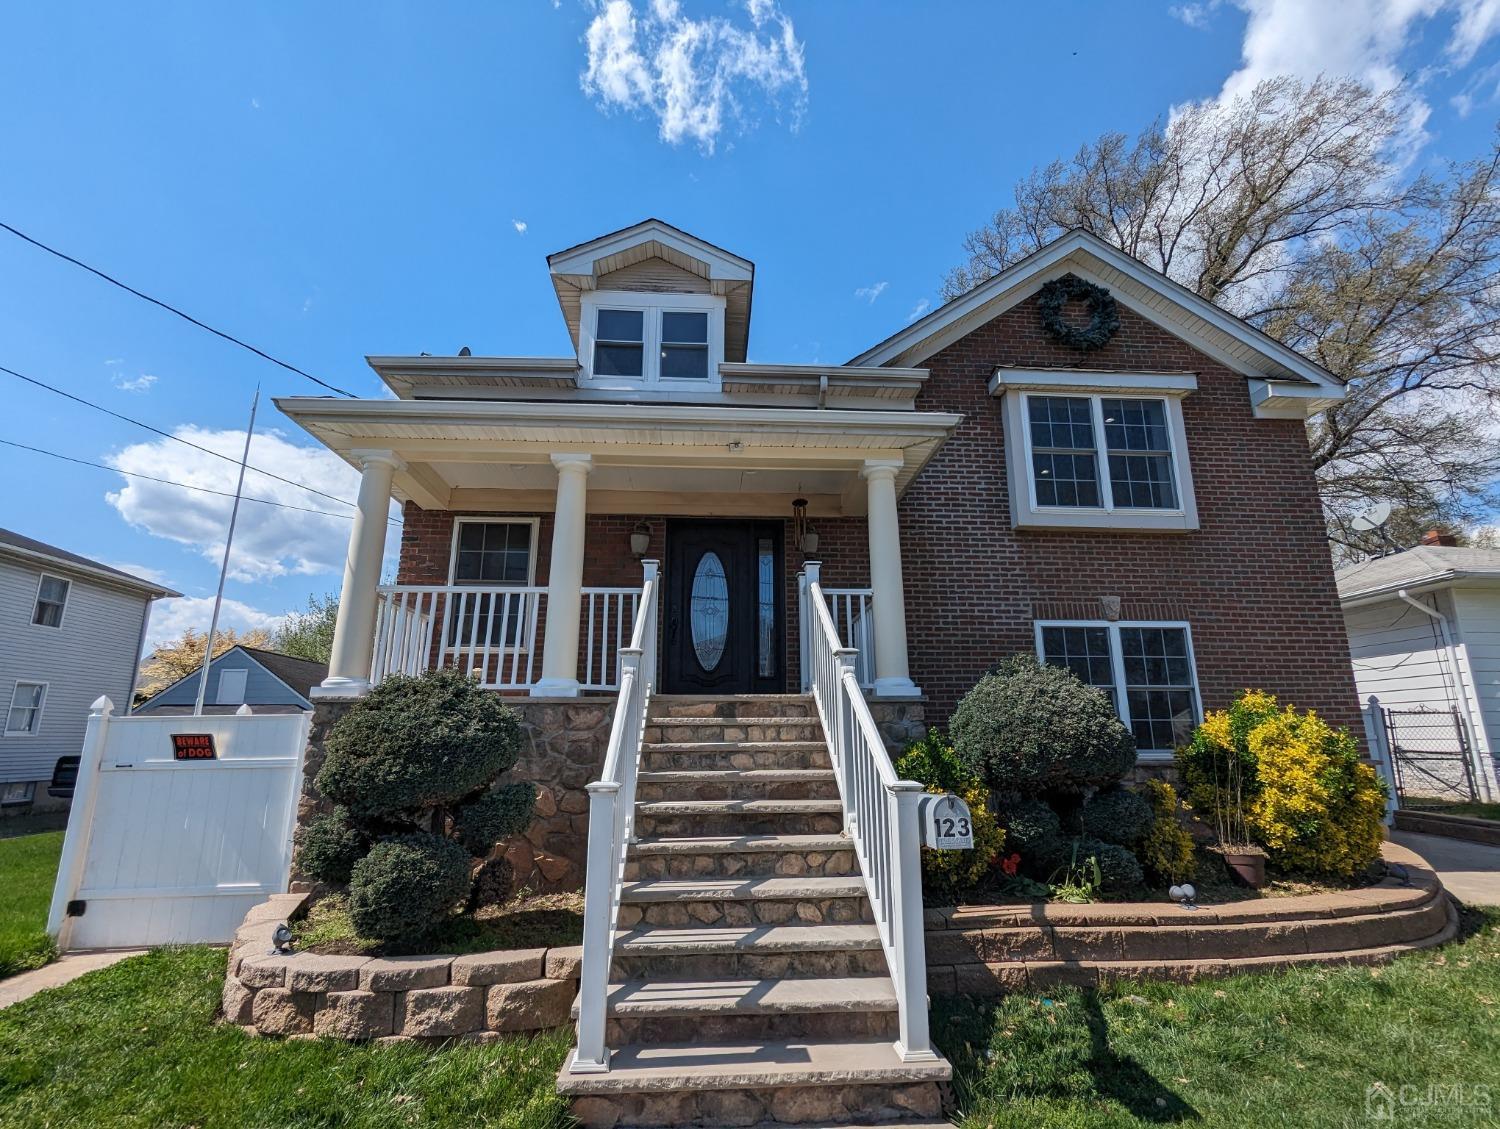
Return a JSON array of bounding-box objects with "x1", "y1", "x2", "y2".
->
[{"x1": 274, "y1": 398, "x2": 962, "y2": 517}]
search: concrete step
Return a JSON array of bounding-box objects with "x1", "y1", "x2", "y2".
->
[
  {"x1": 643, "y1": 741, "x2": 832, "y2": 773},
  {"x1": 618, "y1": 875, "x2": 871, "y2": 929},
  {"x1": 625, "y1": 834, "x2": 858, "y2": 880},
  {"x1": 636, "y1": 769, "x2": 841, "y2": 804},
  {"x1": 611, "y1": 922, "x2": 886, "y2": 979},
  {"x1": 635, "y1": 798, "x2": 844, "y2": 838},
  {"x1": 650, "y1": 695, "x2": 817, "y2": 721},
  {"x1": 559, "y1": 1038, "x2": 948, "y2": 1128}
]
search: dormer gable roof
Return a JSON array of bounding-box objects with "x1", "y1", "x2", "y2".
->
[
  {"x1": 548, "y1": 218, "x2": 755, "y2": 362},
  {"x1": 850, "y1": 228, "x2": 1345, "y2": 409}
]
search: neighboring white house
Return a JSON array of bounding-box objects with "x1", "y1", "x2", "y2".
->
[
  {"x1": 0, "y1": 527, "x2": 179, "y2": 811},
  {"x1": 1337, "y1": 536, "x2": 1500, "y2": 802},
  {"x1": 135, "y1": 645, "x2": 327, "y2": 715}
]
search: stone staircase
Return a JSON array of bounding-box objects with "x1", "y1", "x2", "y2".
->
[{"x1": 557, "y1": 693, "x2": 952, "y2": 1129}]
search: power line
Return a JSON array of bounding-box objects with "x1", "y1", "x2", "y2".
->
[
  {"x1": 0, "y1": 437, "x2": 384, "y2": 522},
  {"x1": 0, "y1": 362, "x2": 390, "y2": 517},
  {"x1": 0, "y1": 219, "x2": 357, "y2": 398}
]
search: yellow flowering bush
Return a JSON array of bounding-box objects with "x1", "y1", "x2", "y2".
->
[
  {"x1": 895, "y1": 732, "x2": 1006, "y2": 899},
  {"x1": 1136, "y1": 779, "x2": 1196, "y2": 885},
  {"x1": 1178, "y1": 690, "x2": 1386, "y2": 878}
]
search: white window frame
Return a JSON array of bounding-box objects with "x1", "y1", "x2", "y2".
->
[
  {"x1": 1033, "y1": 620, "x2": 1201, "y2": 760},
  {"x1": 579, "y1": 290, "x2": 725, "y2": 388},
  {"x1": 31, "y1": 573, "x2": 71, "y2": 629},
  {"x1": 993, "y1": 371, "x2": 1199, "y2": 531},
  {"x1": 215, "y1": 667, "x2": 249, "y2": 706},
  {"x1": 447, "y1": 516, "x2": 542, "y2": 654},
  {"x1": 5, "y1": 680, "x2": 48, "y2": 737}
]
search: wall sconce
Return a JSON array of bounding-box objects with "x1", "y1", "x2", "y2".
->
[
  {"x1": 630, "y1": 521, "x2": 652, "y2": 558},
  {"x1": 792, "y1": 498, "x2": 820, "y2": 555}
]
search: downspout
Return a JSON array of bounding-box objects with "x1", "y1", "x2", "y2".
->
[{"x1": 1396, "y1": 588, "x2": 1497, "y2": 801}]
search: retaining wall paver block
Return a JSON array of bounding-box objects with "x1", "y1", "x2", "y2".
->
[
  {"x1": 252, "y1": 988, "x2": 319, "y2": 1036},
  {"x1": 314, "y1": 990, "x2": 395, "y2": 1040},
  {"x1": 360, "y1": 956, "x2": 453, "y2": 992},
  {"x1": 450, "y1": 948, "x2": 546, "y2": 986},
  {"x1": 486, "y1": 977, "x2": 575, "y2": 1032},
  {"x1": 400, "y1": 985, "x2": 485, "y2": 1037}
]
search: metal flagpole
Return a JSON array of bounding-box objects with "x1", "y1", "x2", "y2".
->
[{"x1": 193, "y1": 385, "x2": 260, "y2": 716}]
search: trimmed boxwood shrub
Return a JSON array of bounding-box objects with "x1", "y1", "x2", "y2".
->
[
  {"x1": 894, "y1": 732, "x2": 1006, "y2": 900},
  {"x1": 1078, "y1": 837, "x2": 1146, "y2": 894},
  {"x1": 295, "y1": 806, "x2": 367, "y2": 886},
  {"x1": 951, "y1": 656, "x2": 1135, "y2": 796},
  {"x1": 998, "y1": 797, "x2": 1066, "y2": 875},
  {"x1": 1080, "y1": 786, "x2": 1154, "y2": 847},
  {"x1": 453, "y1": 782, "x2": 538, "y2": 857},
  {"x1": 348, "y1": 833, "x2": 473, "y2": 944},
  {"x1": 316, "y1": 668, "x2": 523, "y2": 820}
]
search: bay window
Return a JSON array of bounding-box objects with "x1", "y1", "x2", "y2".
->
[{"x1": 1035, "y1": 621, "x2": 1200, "y2": 756}]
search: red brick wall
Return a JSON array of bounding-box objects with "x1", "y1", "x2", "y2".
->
[{"x1": 897, "y1": 290, "x2": 1360, "y2": 731}]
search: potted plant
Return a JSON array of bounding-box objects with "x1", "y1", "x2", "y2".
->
[{"x1": 1205, "y1": 731, "x2": 1266, "y2": 888}]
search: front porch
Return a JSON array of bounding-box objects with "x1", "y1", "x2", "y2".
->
[{"x1": 274, "y1": 398, "x2": 960, "y2": 703}]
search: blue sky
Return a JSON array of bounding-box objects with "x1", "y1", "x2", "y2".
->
[{"x1": 1, "y1": 1, "x2": 1497, "y2": 650}]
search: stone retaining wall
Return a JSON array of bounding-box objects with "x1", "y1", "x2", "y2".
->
[
  {"x1": 924, "y1": 841, "x2": 1455, "y2": 991},
  {"x1": 1394, "y1": 808, "x2": 1500, "y2": 846},
  {"x1": 225, "y1": 894, "x2": 580, "y2": 1042}
]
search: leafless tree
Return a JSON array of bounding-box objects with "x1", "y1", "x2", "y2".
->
[{"x1": 944, "y1": 77, "x2": 1500, "y2": 556}]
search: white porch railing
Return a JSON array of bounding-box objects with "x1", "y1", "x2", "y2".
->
[
  {"x1": 798, "y1": 562, "x2": 937, "y2": 1064},
  {"x1": 571, "y1": 560, "x2": 660, "y2": 1074},
  {"x1": 823, "y1": 586, "x2": 875, "y2": 689},
  {"x1": 371, "y1": 585, "x2": 640, "y2": 692}
]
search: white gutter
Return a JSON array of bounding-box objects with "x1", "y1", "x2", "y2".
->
[{"x1": 1396, "y1": 588, "x2": 1497, "y2": 801}]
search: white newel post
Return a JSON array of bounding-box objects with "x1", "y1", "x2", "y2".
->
[
  {"x1": 316, "y1": 450, "x2": 401, "y2": 697},
  {"x1": 861, "y1": 460, "x2": 920, "y2": 697},
  {"x1": 534, "y1": 453, "x2": 592, "y2": 697},
  {"x1": 888, "y1": 779, "x2": 938, "y2": 1063},
  {"x1": 799, "y1": 563, "x2": 820, "y2": 693}
]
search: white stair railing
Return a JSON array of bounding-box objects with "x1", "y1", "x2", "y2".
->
[
  {"x1": 799, "y1": 562, "x2": 938, "y2": 1065},
  {"x1": 570, "y1": 559, "x2": 660, "y2": 1074}
]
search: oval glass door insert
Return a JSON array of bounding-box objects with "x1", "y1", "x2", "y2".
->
[{"x1": 690, "y1": 551, "x2": 729, "y2": 671}]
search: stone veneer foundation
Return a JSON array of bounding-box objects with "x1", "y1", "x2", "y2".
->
[
  {"x1": 290, "y1": 694, "x2": 926, "y2": 895},
  {"x1": 224, "y1": 894, "x2": 581, "y2": 1041}
]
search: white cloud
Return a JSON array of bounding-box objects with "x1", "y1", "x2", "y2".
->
[
  {"x1": 1450, "y1": 0, "x2": 1500, "y2": 64},
  {"x1": 581, "y1": 0, "x2": 808, "y2": 153},
  {"x1": 103, "y1": 358, "x2": 124, "y2": 366},
  {"x1": 907, "y1": 298, "x2": 931, "y2": 323},
  {"x1": 513, "y1": 219, "x2": 528, "y2": 234},
  {"x1": 99, "y1": 560, "x2": 172, "y2": 586},
  {"x1": 250, "y1": 97, "x2": 261, "y2": 110},
  {"x1": 112, "y1": 372, "x2": 157, "y2": 393},
  {"x1": 1169, "y1": 2, "x2": 1218, "y2": 29},
  {"x1": 854, "y1": 281, "x2": 888, "y2": 304},
  {"x1": 144, "y1": 595, "x2": 288, "y2": 653},
  {"x1": 103, "y1": 427, "x2": 389, "y2": 583}
]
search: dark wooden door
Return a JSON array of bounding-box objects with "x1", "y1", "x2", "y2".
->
[{"x1": 662, "y1": 520, "x2": 783, "y2": 694}]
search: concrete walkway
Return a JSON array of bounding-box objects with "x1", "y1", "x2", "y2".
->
[
  {"x1": 0, "y1": 949, "x2": 146, "y2": 1010},
  {"x1": 1393, "y1": 831, "x2": 1500, "y2": 907}
]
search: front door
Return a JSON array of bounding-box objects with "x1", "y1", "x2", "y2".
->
[{"x1": 663, "y1": 520, "x2": 784, "y2": 694}]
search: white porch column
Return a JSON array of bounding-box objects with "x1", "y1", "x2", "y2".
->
[
  {"x1": 533, "y1": 453, "x2": 593, "y2": 697},
  {"x1": 862, "y1": 459, "x2": 921, "y2": 697},
  {"x1": 316, "y1": 450, "x2": 401, "y2": 697}
]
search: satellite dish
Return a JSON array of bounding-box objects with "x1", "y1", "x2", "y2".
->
[
  {"x1": 458, "y1": 346, "x2": 472, "y2": 357},
  {"x1": 1350, "y1": 501, "x2": 1393, "y2": 532}
]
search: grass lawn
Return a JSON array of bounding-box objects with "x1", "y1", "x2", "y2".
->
[
  {"x1": 935, "y1": 907, "x2": 1500, "y2": 1128},
  {"x1": 0, "y1": 946, "x2": 572, "y2": 1128},
  {"x1": 294, "y1": 891, "x2": 584, "y2": 957},
  {"x1": 0, "y1": 830, "x2": 62, "y2": 979},
  {"x1": 1406, "y1": 797, "x2": 1500, "y2": 822}
]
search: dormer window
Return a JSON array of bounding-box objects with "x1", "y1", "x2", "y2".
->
[{"x1": 580, "y1": 292, "x2": 724, "y2": 386}]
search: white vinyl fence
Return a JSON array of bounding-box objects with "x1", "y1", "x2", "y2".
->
[{"x1": 47, "y1": 697, "x2": 308, "y2": 951}]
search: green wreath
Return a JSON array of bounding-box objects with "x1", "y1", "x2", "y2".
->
[{"x1": 1037, "y1": 276, "x2": 1120, "y2": 351}]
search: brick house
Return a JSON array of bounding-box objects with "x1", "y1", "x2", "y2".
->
[
  {"x1": 277, "y1": 219, "x2": 1362, "y2": 1108},
  {"x1": 278, "y1": 218, "x2": 1357, "y2": 755}
]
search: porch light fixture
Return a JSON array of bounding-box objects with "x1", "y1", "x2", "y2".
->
[
  {"x1": 792, "y1": 498, "x2": 819, "y2": 555},
  {"x1": 630, "y1": 521, "x2": 652, "y2": 558}
]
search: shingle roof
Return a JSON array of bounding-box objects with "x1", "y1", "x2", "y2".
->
[
  {"x1": 238, "y1": 647, "x2": 329, "y2": 701},
  {"x1": 0, "y1": 527, "x2": 180, "y2": 597},
  {"x1": 1335, "y1": 545, "x2": 1500, "y2": 602}
]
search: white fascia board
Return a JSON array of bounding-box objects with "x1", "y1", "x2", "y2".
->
[
  {"x1": 988, "y1": 369, "x2": 1198, "y2": 397},
  {"x1": 852, "y1": 230, "x2": 1344, "y2": 397},
  {"x1": 1248, "y1": 378, "x2": 1345, "y2": 419},
  {"x1": 0, "y1": 545, "x2": 181, "y2": 600},
  {"x1": 546, "y1": 220, "x2": 753, "y2": 281}
]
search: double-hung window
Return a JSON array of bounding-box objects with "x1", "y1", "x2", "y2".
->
[
  {"x1": 5, "y1": 682, "x2": 46, "y2": 737},
  {"x1": 448, "y1": 519, "x2": 538, "y2": 649},
  {"x1": 1035, "y1": 621, "x2": 1200, "y2": 756},
  {"x1": 995, "y1": 373, "x2": 1198, "y2": 531},
  {"x1": 583, "y1": 293, "x2": 722, "y2": 385},
  {"x1": 32, "y1": 575, "x2": 69, "y2": 628}
]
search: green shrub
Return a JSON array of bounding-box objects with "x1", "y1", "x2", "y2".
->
[
  {"x1": 951, "y1": 656, "x2": 1135, "y2": 796},
  {"x1": 348, "y1": 833, "x2": 473, "y2": 944},
  {"x1": 1080, "y1": 838, "x2": 1145, "y2": 894},
  {"x1": 998, "y1": 797, "x2": 1067, "y2": 876},
  {"x1": 895, "y1": 732, "x2": 1006, "y2": 901},
  {"x1": 295, "y1": 806, "x2": 367, "y2": 886},
  {"x1": 1080, "y1": 786, "x2": 1154, "y2": 847},
  {"x1": 453, "y1": 782, "x2": 537, "y2": 856},
  {"x1": 1137, "y1": 779, "x2": 1196, "y2": 885},
  {"x1": 317, "y1": 668, "x2": 523, "y2": 820}
]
